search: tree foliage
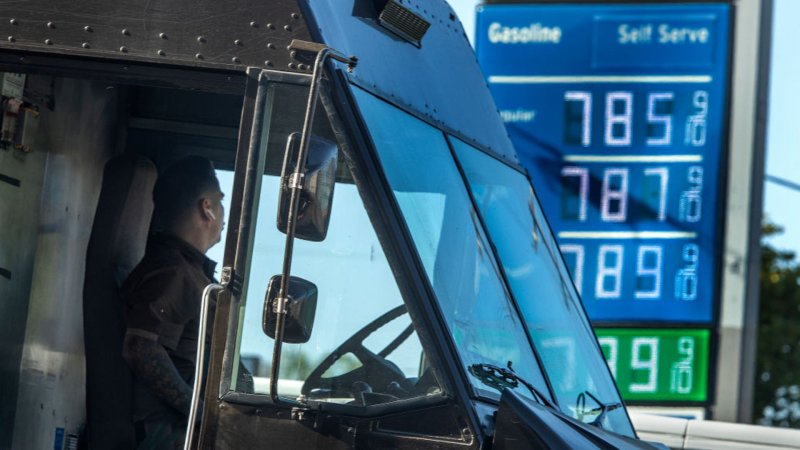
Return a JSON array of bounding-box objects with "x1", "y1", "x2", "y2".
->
[{"x1": 754, "y1": 222, "x2": 800, "y2": 427}]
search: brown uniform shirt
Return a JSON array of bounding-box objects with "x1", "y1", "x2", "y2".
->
[{"x1": 122, "y1": 233, "x2": 217, "y2": 421}]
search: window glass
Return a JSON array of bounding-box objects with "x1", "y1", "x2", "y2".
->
[
  {"x1": 229, "y1": 82, "x2": 443, "y2": 408},
  {"x1": 351, "y1": 86, "x2": 551, "y2": 404},
  {"x1": 450, "y1": 138, "x2": 634, "y2": 436},
  {"x1": 206, "y1": 170, "x2": 233, "y2": 276}
]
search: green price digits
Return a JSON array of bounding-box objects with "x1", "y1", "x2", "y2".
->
[{"x1": 595, "y1": 328, "x2": 710, "y2": 403}]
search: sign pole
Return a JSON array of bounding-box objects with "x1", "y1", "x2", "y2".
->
[{"x1": 713, "y1": 0, "x2": 772, "y2": 423}]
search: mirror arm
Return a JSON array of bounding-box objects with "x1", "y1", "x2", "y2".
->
[{"x1": 269, "y1": 42, "x2": 357, "y2": 407}]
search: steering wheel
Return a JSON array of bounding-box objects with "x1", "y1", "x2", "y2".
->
[{"x1": 302, "y1": 304, "x2": 416, "y2": 403}]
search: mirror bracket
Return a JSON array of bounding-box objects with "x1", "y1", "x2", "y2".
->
[
  {"x1": 273, "y1": 296, "x2": 289, "y2": 315},
  {"x1": 268, "y1": 41, "x2": 355, "y2": 408},
  {"x1": 287, "y1": 172, "x2": 305, "y2": 190},
  {"x1": 220, "y1": 266, "x2": 242, "y2": 296}
]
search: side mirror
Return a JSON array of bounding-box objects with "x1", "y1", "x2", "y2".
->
[
  {"x1": 277, "y1": 132, "x2": 338, "y2": 242},
  {"x1": 262, "y1": 275, "x2": 318, "y2": 344}
]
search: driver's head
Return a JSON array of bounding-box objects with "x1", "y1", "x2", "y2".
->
[{"x1": 152, "y1": 156, "x2": 224, "y2": 253}]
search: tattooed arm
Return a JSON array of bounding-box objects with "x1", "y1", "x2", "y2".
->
[{"x1": 122, "y1": 332, "x2": 192, "y2": 416}]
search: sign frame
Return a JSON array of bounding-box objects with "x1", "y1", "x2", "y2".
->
[{"x1": 475, "y1": 0, "x2": 744, "y2": 410}]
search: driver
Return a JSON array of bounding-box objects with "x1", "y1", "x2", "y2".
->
[{"x1": 121, "y1": 156, "x2": 250, "y2": 448}]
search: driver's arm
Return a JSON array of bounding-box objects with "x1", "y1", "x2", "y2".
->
[
  {"x1": 122, "y1": 269, "x2": 196, "y2": 416},
  {"x1": 122, "y1": 330, "x2": 193, "y2": 415}
]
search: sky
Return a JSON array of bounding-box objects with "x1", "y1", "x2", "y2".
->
[
  {"x1": 448, "y1": 0, "x2": 800, "y2": 259},
  {"x1": 762, "y1": 0, "x2": 800, "y2": 257}
]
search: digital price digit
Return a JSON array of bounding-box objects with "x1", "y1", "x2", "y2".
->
[
  {"x1": 679, "y1": 166, "x2": 704, "y2": 223},
  {"x1": 635, "y1": 246, "x2": 663, "y2": 299},
  {"x1": 561, "y1": 244, "x2": 585, "y2": 295},
  {"x1": 630, "y1": 337, "x2": 659, "y2": 393},
  {"x1": 670, "y1": 337, "x2": 695, "y2": 394},
  {"x1": 601, "y1": 168, "x2": 629, "y2": 222},
  {"x1": 565, "y1": 91, "x2": 592, "y2": 147},
  {"x1": 598, "y1": 336, "x2": 619, "y2": 378},
  {"x1": 561, "y1": 166, "x2": 589, "y2": 221},
  {"x1": 646, "y1": 93, "x2": 674, "y2": 146},
  {"x1": 605, "y1": 92, "x2": 633, "y2": 146},
  {"x1": 644, "y1": 167, "x2": 669, "y2": 222},
  {"x1": 542, "y1": 337, "x2": 577, "y2": 392},
  {"x1": 675, "y1": 243, "x2": 700, "y2": 301},
  {"x1": 685, "y1": 90, "x2": 709, "y2": 147},
  {"x1": 596, "y1": 245, "x2": 624, "y2": 299}
]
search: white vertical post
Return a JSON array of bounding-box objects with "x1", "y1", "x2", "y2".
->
[{"x1": 713, "y1": 0, "x2": 772, "y2": 423}]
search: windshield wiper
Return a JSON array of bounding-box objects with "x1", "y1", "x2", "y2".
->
[
  {"x1": 576, "y1": 390, "x2": 624, "y2": 429},
  {"x1": 469, "y1": 362, "x2": 555, "y2": 409}
]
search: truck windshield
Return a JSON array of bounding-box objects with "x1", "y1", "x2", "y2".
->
[
  {"x1": 352, "y1": 85, "x2": 634, "y2": 437},
  {"x1": 450, "y1": 138, "x2": 634, "y2": 436},
  {"x1": 352, "y1": 86, "x2": 552, "y2": 405}
]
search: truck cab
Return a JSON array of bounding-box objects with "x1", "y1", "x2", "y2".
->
[{"x1": 0, "y1": 0, "x2": 658, "y2": 448}]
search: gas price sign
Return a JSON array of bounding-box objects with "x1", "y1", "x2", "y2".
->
[
  {"x1": 476, "y1": 3, "x2": 730, "y2": 323},
  {"x1": 595, "y1": 328, "x2": 710, "y2": 402}
]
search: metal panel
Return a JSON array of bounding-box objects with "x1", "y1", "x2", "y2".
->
[
  {"x1": 0, "y1": 0, "x2": 313, "y2": 73},
  {"x1": 307, "y1": 0, "x2": 520, "y2": 166},
  {"x1": 10, "y1": 77, "x2": 123, "y2": 450},
  {"x1": 0, "y1": 103, "x2": 47, "y2": 450}
]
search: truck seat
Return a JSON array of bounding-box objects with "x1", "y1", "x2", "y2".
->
[{"x1": 82, "y1": 154, "x2": 157, "y2": 450}]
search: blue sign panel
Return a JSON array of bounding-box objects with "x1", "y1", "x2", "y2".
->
[{"x1": 476, "y1": 4, "x2": 730, "y2": 323}]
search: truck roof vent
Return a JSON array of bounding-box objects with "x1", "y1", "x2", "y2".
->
[{"x1": 379, "y1": 0, "x2": 430, "y2": 47}]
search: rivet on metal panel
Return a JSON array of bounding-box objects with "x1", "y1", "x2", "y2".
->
[
  {"x1": 265, "y1": 60, "x2": 273, "y2": 66},
  {"x1": 84, "y1": 26, "x2": 93, "y2": 32},
  {"x1": 7, "y1": 36, "x2": 15, "y2": 42},
  {"x1": 232, "y1": 57, "x2": 241, "y2": 63},
  {"x1": 291, "y1": 13, "x2": 300, "y2": 20},
  {"x1": 82, "y1": 42, "x2": 90, "y2": 49},
  {"x1": 288, "y1": 63, "x2": 297, "y2": 69},
  {"x1": 234, "y1": 39, "x2": 242, "y2": 46},
  {"x1": 44, "y1": 39, "x2": 53, "y2": 45},
  {"x1": 250, "y1": 21, "x2": 258, "y2": 28},
  {"x1": 159, "y1": 32, "x2": 167, "y2": 40},
  {"x1": 267, "y1": 23, "x2": 274, "y2": 30},
  {"x1": 267, "y1": 42, "x2": 275, "y2": 49},
  {"x1": 284, "y1": 25, "x2": 292, "y2": 31},
  {"x1": 195, "y1": 53, "x2": 203, "y2": 59},
  {"x1": 119, "y1": 46, "x2": 128, "y2": 52},
  {"x1": 157, "y1": 49, "x2": 165, "y2": 56},
  {"x1": 9, "y1": 19, "x2": 18, "y2": 26},
  {"x1": 197, "y1": 36, "x2": 206, "y2": 43},
  {"x1": 46, "y1": 21, "x2": 55, "y2": 29},
  {"x1": 290, "y1": 50, "x2": 296, "y2": 58},
  {"x1": 122, "y1": 28, "x2": 130, "y2": 36}
]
